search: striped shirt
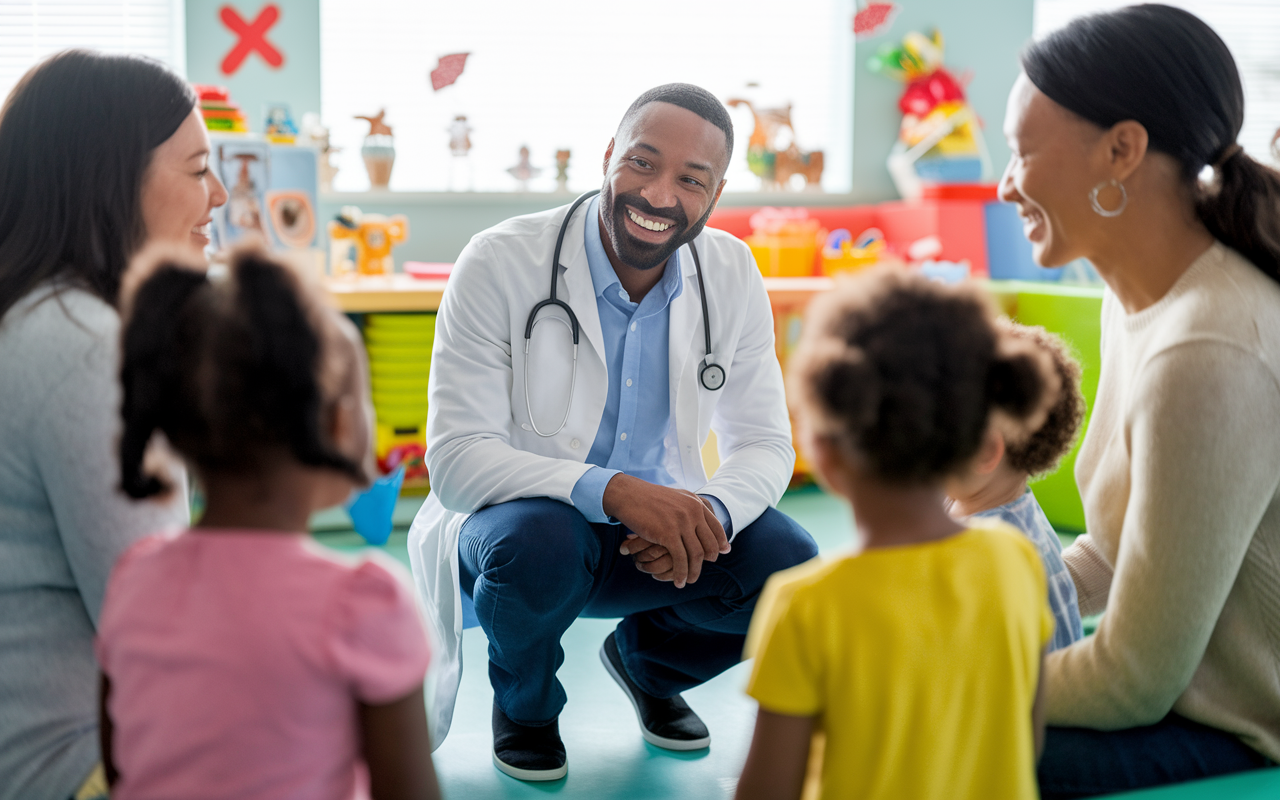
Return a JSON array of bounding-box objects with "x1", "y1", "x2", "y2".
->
[{"x1": 973, "y1": 490, "x2": 1083, "y2": 651}]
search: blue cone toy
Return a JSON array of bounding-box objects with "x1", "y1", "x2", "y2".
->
[{"x1": 346, "y1": 465, "x2": 405, "y2": 546}]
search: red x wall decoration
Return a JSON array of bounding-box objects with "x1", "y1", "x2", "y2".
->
[{"x1": 220, "y1": 4, "x2": 284, "y2": 76}]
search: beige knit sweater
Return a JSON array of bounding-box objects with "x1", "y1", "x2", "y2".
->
[{"x1": 1049, "y1": 242, "x2": 1280, "y2": 759}]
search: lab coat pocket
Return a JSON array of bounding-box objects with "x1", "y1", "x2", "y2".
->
[{"x1": 521, "y1": 311, "x2": 576, "y2": 433}]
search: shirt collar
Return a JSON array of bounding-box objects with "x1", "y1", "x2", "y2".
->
[{"x1": 584, "y1": 194, "x2": 683, "y2": 306}]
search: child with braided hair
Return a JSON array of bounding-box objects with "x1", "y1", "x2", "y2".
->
[
  {"x1": 736, "y1": 269, "x2": 1059, "y2": 800},
  {"x1": 96, "y1": 247, "x2": 440, "y2": 800}
]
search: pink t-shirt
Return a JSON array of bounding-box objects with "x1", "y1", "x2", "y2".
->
[{"x1": 96, "y1": 530, "x2": 431, "y2": 800}]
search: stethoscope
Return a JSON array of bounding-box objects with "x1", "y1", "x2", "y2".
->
[{"x1": 524, "y1": 189, "x2": 725, "y2": 438}]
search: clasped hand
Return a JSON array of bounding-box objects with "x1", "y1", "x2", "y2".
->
[{"x1": 601, "y1": 474, "x2": 730, "y2": 588}]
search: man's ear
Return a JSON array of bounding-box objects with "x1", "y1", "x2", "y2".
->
[
  {"x1": 603, "y1": 138, "x2": 615, "y2": 175},
  {"x1": 710, "y1": 177, "x2": 727, "y2": 216}
]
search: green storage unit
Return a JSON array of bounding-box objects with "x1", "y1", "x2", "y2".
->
[{"x1": 988, "y1": 281, "x2": 1104, "y2": 533}]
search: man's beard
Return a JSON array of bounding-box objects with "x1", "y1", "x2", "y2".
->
[{"x1": 599, "y1": 185, "x2": 715, "y2": 271}]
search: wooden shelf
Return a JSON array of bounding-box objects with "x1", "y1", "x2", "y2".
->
[
  {"x1": 324, "y1": 274, "x2": 834, "y2": 314},
  {"x1": 324, "y1": 274, "x2": 448, "y2": 313}
]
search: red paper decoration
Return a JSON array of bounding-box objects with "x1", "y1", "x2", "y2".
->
[
  {"x1": 853, "y1": 2, "x2": 899, "y2": 40},
  {"x1": 219, "y1": 4, "x2": 284, "y2": 76},
  {"x1": 430, "y1": 53, "x2": 470, "y2": 91}
]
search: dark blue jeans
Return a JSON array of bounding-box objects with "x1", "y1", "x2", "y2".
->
[
  {"x1": 1038, "y1": 713, "x2": 1270, "y2": 798},
  {"x1": 458, "y1": 497, "x2": 818, "y2": 726}
]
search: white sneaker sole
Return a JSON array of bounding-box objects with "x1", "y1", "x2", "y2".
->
[
  {"x1": 492, "y1": 751, "x2": 567, "y2": 782},
  {"x1": 599, "y1": 644, "x2": 712, "y2": 751}
]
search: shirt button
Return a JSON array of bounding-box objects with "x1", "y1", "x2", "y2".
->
[
  {"x1": 620, "y1": 433, "x2": 627, "y2": 441},
  {"x1": 626, "y1": 378, "x2": 633, "y2": 387},
  {"x1": 521, "y1": 423, "x2": 531, "y2": 431},
  {"x1": 570, "y1": 438, "x2": 580, "y2": 449}
]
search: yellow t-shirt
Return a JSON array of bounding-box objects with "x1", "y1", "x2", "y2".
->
[{"x1": 745, "y1": 521, "x2": 1054, "y2": 800}]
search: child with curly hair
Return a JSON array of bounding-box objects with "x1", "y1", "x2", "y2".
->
[
  {"x1": 736, "y1": 269, "x2": 1058, "y2": 800},
  {"x1": 96, "y1": 247, "x2": 440, "y2": 800},
  {"x1": 947, "y1": 321, "x2": 1087, "y2": 651}
]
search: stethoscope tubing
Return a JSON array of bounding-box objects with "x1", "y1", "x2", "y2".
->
[{"x1": 523, "y1": 190, "x2": 722, "y2": 438}]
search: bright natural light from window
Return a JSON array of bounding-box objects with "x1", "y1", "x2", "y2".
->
[
  {"x1": 0, "y1": 1, "x2": 180, "y2": 105},
  {"x1": 1034, "y1": 0, "x2": 1280, "y2": 164},
  {"x1": 320, "y1": 0, "x2": 854, "y2": 194}
]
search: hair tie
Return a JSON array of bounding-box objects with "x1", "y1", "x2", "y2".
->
[{"x1": 1214, "y1": 143, "x2": 1243, "y2": 170}]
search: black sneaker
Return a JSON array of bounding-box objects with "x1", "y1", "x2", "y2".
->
[
  {"x1": 491, "y1": 702, "x2": 567, "y2": 781},
  {"x1": 600, "y1": 631, "x2": 711, "y2": 751}
]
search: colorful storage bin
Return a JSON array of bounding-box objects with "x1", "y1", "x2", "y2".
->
[{"x1": 362, "y1": 313, "x2": 435, "y2": 484}]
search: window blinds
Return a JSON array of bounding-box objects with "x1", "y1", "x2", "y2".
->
[
  {"x1": 0, "y1": 0, "x2": 178, "y2": 107},
  {"x1": 1034, "y1": 0, "x2": 1280, "y2": 164}
]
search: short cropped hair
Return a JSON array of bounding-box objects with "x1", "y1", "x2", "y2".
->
[
  {"x1": 619, "y1": 83, "x2": 734, "y2": 171},
  {"x1": 999, "y1": 321, "x2": 1085, "y2": 478}
]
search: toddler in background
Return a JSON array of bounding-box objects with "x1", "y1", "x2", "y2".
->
[
  {"x1": 736, "y1": 269, "x2": 1058, "y2": 800},
  {"x1": 96, "y1": 248, "x2": 440, "y2": 800},
  {"x1": 947, "y1": 321, "x2": 1086, "y2": 651}
]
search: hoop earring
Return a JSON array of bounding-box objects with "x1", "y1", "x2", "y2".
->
[{"x1": 1090, "y1": 179, "x2": 1127, "y2": 217}]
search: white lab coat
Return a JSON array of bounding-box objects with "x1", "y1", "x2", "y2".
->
[{"x1": 407, "y1": 202, "x2": 795, "y2": 746}]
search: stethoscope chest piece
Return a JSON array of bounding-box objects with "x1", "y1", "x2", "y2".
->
[{"x1": 700, "y1": 361, "x2": 725, "y2": 391}]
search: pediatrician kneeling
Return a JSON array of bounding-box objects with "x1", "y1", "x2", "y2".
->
[{"x1": 408, "y1": 83, "x2": 818, "y2": 781}]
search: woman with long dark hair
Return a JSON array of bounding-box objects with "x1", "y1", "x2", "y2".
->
[
  {"x1": 1001, "y1": 5, "x2": 1280, "y2": 796},
  {"x1": 0, "y1": 50, "x2": 226, "y2": 799}
]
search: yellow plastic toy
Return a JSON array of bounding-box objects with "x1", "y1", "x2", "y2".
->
[
  {"x1": 327, "y1": 206, "x2": 409, "y2": 276},
  {"x1": 821, "y1": 228, "x2": 885, "y2": 276},
  {"x1": 745, "y1": 207, "x2": 826, "y2": 278}
]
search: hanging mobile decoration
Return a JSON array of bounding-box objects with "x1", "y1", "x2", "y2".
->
[
  {"x1": 853, "y1": 2, "x2": 899, "y2": 40},
  {"x1": 430, "y1": 53, "x2": 470, "y2": 91}
]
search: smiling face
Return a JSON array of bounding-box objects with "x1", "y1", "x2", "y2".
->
[
  {"x1": 999, "y1": 74, "x2": 1111, "y2": 267},
  {"x1": 139, "y1": 108, "x2": 229, "y2": 261},
  {"x1": 599, "y1": 102, "x2": 728, "y2": 271}
]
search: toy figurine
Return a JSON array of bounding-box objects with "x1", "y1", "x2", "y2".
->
[
  {"x1": 327, "y1": 206, "x2": 409, "y2": 276},
  {"x1": 447, "y1": 114, "x2": 474, "y2": 191},
  {"x1": 725, "y1": 98, "x2": 824, "y2": 191},
  {"x1": 869, "y1": 29, "x2": 992, "y2": 197},
  {"x1": 554, "y1": 149, "x2": 571, "y2": 193},
  {"x1": 227, "y1": 153, "x2": 265, "y2": 234},
  {"x1": 299, "y1": 112, "x2": 340, "y2": 192},
  {"x1": 506, "y1": 145, "x2": 542, "y2": 191},
  {"x1": 448, "y1": 115, "x2": 472, "y2": 157},
  {"x1": 264, "y1": 103, "x2": 298, "y2": 143},
  {"x1": 356, "y1": 110, "x2": 396, "y2": 189}
]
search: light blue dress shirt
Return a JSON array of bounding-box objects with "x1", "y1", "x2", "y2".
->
[{"x1": 569, "y1": 197, "x2": 732, "y2": 534}]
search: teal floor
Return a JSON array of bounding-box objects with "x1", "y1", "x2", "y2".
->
[{"x1": 312, "y1": 488, "x2": 1280, "y2": 799}]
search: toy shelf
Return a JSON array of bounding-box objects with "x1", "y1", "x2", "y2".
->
[
  {"x1": 324, "y1": 273, "x2": 1104, "y2": 531},
  {"x1": 325, "y1": 274, "x2": 449, "y2": 313},
  {"x1": 324, "y1": 275, "x2": 836, "y2": 314}
]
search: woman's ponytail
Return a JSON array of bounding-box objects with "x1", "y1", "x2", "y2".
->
[
  {"x1": 118, "y1": 264, "x2": 210, "y2": 499},
  {"x1": 232, "y1": 250, "x2": 365, "y2": 481},
  {"x1": 1196, "y1": 149, "x2": 1280, "y2": 287}
]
